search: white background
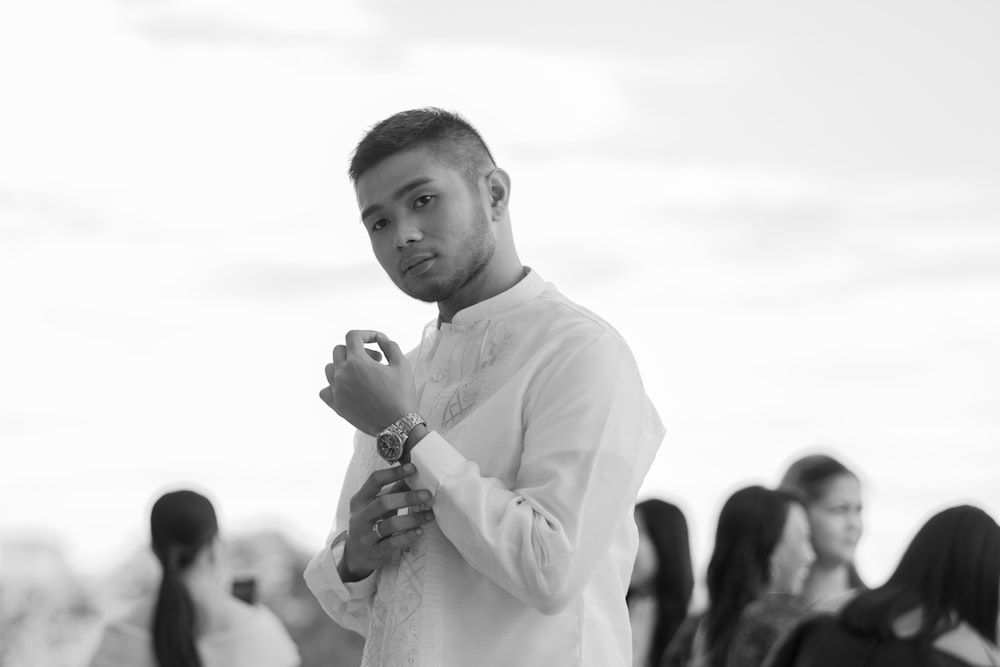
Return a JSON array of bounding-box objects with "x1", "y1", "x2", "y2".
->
[{"x1": 2, "y1": 0, "x2": 998, "y2": 594}]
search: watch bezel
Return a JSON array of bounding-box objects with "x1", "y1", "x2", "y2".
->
[{"x1": 376, "y1": 430, "x2": 404, "y2": 463}]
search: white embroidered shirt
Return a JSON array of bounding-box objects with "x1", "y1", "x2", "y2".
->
[{"x1": 305, "y1": 269, "x2": 664, "y2": 666}]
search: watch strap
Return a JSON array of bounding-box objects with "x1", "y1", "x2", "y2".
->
[{"x1": 386, "y1": 411, "x2": 425, "y2": 439}]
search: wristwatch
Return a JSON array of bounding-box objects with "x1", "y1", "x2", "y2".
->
[{"x1": 376, "y1": 412, "x2": 426, "y2": 463}]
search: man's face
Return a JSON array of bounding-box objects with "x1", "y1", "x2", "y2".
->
[{"x1": 356, "y1": 147, "x2": 495, "y2": 306}]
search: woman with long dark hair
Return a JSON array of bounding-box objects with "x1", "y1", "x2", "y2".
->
[
  {"x1": 763, "y1": 504, "x2": 1000, "y2": 667},
  {"x1": 628, "y1": 498, "x2": 694, "y2": 667},
  {"x1": 779, "y1": 454, "x2": 865, "y2": 608},
  {"x1": 89, "y1": 489, "x2": 299, "y2": 667},
  {"x1": 666, "y1": 485, "x2": 815, "y2": 667}
]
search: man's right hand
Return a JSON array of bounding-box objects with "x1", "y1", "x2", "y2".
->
[{"x1": 339, "y1": 463, "x2": 436, "y2": 582}]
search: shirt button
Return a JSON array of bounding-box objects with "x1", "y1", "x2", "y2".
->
[{"x1": 431, "y1": 371, "x2": 445, "y2": 382}]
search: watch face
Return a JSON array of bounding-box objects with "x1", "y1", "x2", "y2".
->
[{"x1": 377, "y1": 431, "x2": 403, "y2": 462}]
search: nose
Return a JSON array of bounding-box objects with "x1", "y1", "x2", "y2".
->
[
  {"x1": 848, "y1": 509, "x2": 863, "y2": 535},
  {"x1": 394, "y1": 215, "x2": 423, "y2": 250}
]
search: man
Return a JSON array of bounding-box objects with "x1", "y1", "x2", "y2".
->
[{"x1": 305, "y1": 107, "x2": 664, "y2": 666}]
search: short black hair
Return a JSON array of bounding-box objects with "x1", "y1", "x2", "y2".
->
[{"x1": 349, "y1": 107, "x2": 497, "y2": 187}]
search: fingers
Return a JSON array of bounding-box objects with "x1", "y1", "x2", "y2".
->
[
  {"x1": 378, "y1": 480, "x2": 411, "y2": 496},
  {"x1": 320, "y1": 360, "x2": 337, "y2": 409},
  {"x1": 373, "y1": 509, "x2": 436, "y2": 541},
  {"x1": 362, "y1": 488, "x2": 433, "y2": 524},
  {"x1": 377, "y1": 337, "x2": 404, "y2": 366},
  {"x1": 344, "y1": 466, "x2": 435, "y2": 572},
  {"x1": 372, "y1": 524, "x2": 428, "y2": 553},
  {"x1": 333, "y1": 344, "x2": 347, "y2": 364},
  {"x1": 353, "y1": 464, "x2": 417, "y2": 505},
  {"x1": 344, "y1": 329, "x2": 398, "y2": 365},
  {"x1": 345, "y1": 330, "x2": 382, "y2": 355},
  {"x1": 319, "y1": 385, "x2": 334, "y2": 409},
  {"x1": 321, "y1": 346, "x2": 349, "y2": 409}
]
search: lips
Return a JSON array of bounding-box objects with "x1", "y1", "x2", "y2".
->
[{"x1": 401, "y1": 254, "x2": 434, "y2": 274}]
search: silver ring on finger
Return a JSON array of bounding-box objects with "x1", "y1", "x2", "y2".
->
[{"x1": 372, "y1": 518, "x2": 386, "y2": 540}]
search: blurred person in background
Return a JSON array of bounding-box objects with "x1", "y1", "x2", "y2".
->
[
  {"x1": 89, "y1": 489, "x2": 299, "y2": 667},
  {"x1": 663, "y1": 485, "x2": 815, "y2": 667},
  {"x1": 763, "y1": 504, "x2": 1000, "y2": 667},
  {"x1": 629, "y1": 499, "x2": 694, "y2": 667},
  {"x1": 779, "y1": 454, "x2": 865, "y2": 609}
]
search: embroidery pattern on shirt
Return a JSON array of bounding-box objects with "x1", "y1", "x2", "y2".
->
[
  {"x1": 439, "y1": 322, "x2": 516, "y2": 431},
  {"x1": 362, "y1": 321, "x2": 516, "y2": 664},
  {"x1": 359, "y1": 445, "x2": 426, "y2": 666}
]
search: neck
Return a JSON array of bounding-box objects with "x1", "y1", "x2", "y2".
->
[
  {"x1": 437, "y1": 256, "x2": 525, "y2": 323},
  {"x1": 803, "y1": 561, "x2": 851, "y2": 605},
  {"x1": 179, "y1": 565, "x2": 221, "y2": 603}
]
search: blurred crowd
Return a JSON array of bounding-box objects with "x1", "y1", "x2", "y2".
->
[
  {"x1": 4, "y1": 451, "x2": 995, "y2": 667},
  {"x1": 0, "y1": 521, "x2": 362, "y2": 667},
  {"x1": 629, "y1": 454, "x2": 999, "y2": 667}
]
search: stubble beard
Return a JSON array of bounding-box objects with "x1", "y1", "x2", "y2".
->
[{"x1": 406, "y1": 209, "x2": 495, "y2": 305}]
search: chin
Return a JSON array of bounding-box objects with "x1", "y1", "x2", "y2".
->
[
  {"x1": 835, "y1": 547, "x2": 857, "y2": 565},
  {"x1": 397, "y1": 278, "x2": 447, "y2": 304}
]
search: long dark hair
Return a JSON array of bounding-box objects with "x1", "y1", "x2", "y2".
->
[
  {"x1": 150, "y1": 489, "x2": 219, "y2": 667},
  {"x1": 630, "y1": 499, "x2": 694, "y2": 666},
  {"x1": 704, "y1": 486, "x2": 803, "y2": 667},
  {"x1": 779, "y1": 453, "x2": 865, "y2": 589},
  {"x1": 841, "y1": 505, "x2": 1000, "y2": 648}
]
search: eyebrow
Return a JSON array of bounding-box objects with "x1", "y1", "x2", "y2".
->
[{"x1": 359, "y1": 177, "x2": 435, "y2": 222}]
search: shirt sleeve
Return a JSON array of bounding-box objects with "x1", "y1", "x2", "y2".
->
[
  {"x1": 410, "y1": 329, "x2": 664, "y2": 615},
  {"x1": 303, "y1": 432, "x2": 378, "y2": 636}
]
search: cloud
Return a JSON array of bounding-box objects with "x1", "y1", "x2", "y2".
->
[
  {"x1": 121, "y1": 0, "x2": 377, "y2": 47},
  {"x1": 202, "y1": 260, "x2": 382, "y2": 300},
  {"x1": 0, "y1": 190, "x2": 111, "y2": 242},
  {"x1": 0, "y1": 413, "x2": 68, "y2": 436}
]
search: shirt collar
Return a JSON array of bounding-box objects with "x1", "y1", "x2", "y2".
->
[{"x1": 446, "y1": 267, "x2": 544, "y2": 326}]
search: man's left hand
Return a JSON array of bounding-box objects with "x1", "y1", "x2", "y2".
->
[{"x1": 319, "y1": 330, "x2": 418, "y2": 435}]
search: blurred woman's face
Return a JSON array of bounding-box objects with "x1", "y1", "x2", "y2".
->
[
  {"x1": 631, "y1": 510, "x2": 658, "y2": 589},
  {"x1": 769, "y1": 503, "x2": 815, "y2": 595},
  {"x1": 808, "y1": 474, "x2": 863, "y2": 567}
]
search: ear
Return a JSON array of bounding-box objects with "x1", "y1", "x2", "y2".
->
[{"x1": 485, "y1": 167, "x2": 511, "y2": 220}]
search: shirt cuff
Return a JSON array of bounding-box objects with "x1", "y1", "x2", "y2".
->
[
  {"x1": 317, "y1": 530, "x2": 377, "y2": 600},
  {"x1": 409, "y1": 430, "x2": 467, "y2": 495}
]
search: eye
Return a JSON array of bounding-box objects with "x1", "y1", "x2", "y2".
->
[
  {"x1": 370, "y1": 218, "x2": 389, "y2": 232},
  {"x1": 413, "y1": 194, "x2": 434, "y2": 209}
]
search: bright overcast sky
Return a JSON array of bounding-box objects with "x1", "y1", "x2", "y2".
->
[{"x1": 1, "y1": 1, "x2": 998, "y2": 589}]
